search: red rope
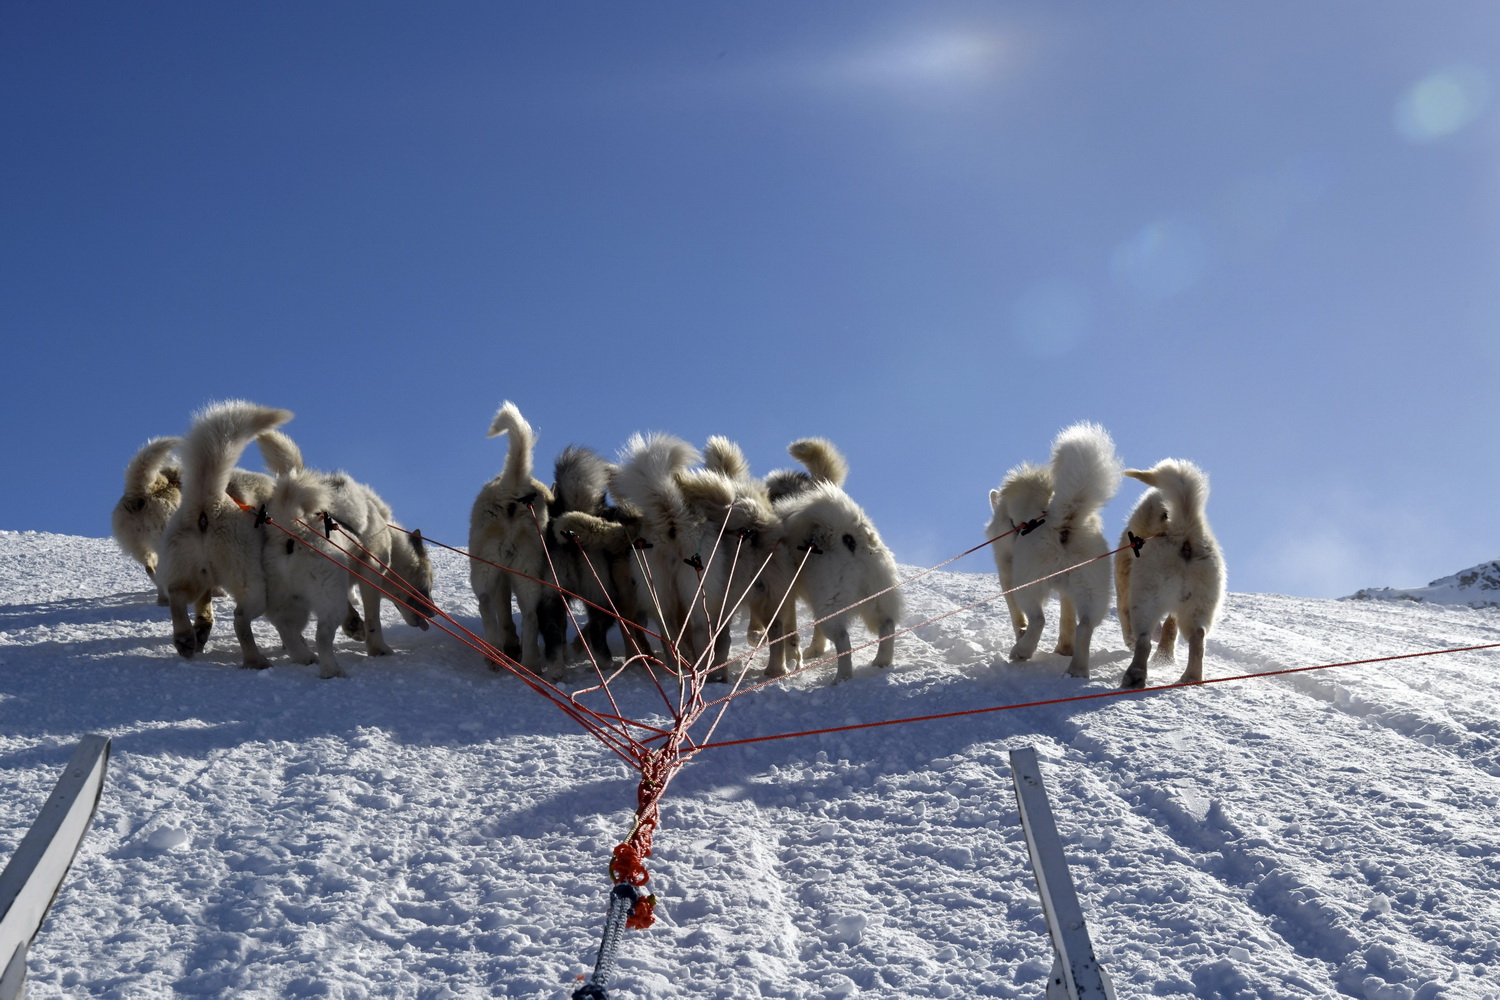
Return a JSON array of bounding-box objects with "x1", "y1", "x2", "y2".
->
[{"x1": 693, "y1": 642, "x2": 1500, "y2": 750}]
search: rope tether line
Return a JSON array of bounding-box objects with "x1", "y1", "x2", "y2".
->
[{"x1": 233, "y1": 491, "x2": 1500, "y2": 948}]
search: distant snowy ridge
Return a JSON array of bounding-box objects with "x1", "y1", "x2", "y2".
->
[{"x1": 1346, "y1": 558, "x2": 1500, "y2": 609}]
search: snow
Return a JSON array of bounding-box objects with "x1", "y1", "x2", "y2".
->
[
  {"x1": 3, "y1": 528, "x2": 1499, "y2": 999},
  {"x1": 1350, "y1": 561, "x2": 1500, "y2": 611}
]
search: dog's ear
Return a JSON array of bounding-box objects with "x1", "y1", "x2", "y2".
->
[
  {"x1": 1122, "y1": 468, "x2": 1156, "y2": 486},
  {"x1": 988, "y1": 488, "x2": 1002, "y2": 513},
  {"x1": 410, "y1": 529, "x2": 425, "y2": 555}
]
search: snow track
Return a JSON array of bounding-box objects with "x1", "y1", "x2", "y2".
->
[{"x1": 2, "y1": 530, "x2": 1498, "y2": 999}]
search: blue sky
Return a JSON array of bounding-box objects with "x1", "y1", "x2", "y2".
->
[{"x1": 3, "y1": 3, "x2": 1497, "y2": 599}]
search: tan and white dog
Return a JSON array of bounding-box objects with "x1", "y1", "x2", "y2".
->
[
  {"x1": 155, "y1": 401, "x2": 291, "y2": 668},
  {"x1": 111, "y1": 436, "x2": 183, "y2": 605},
  {"x1": 993, "y1": 422, "x2": 1121, "y2": 679},
  {"x1": 257, "y1": 425, "x2": 435, "y2": 678},
  {"x1": 606, "y1": 432, "x2": 725, "y2": 675},
  {"x1": 1115, "y1": 459, "x2": 1226, "y2": 689},
  {"x1": 469, "y1": 402, "x2": 565, "y2": 678},
  {"x1": 776, "y1": 480, "x2": 902, "y2": 684}
]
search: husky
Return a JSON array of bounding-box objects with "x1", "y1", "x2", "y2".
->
[
  {"x1": 469, "y1": 402, "x2": 565, "y2": 678},
  {"x1": 763, "y1": 437, "x2": 850, "y2": 659},
  {"x1": 1115, "y1": 459, "x2": 1226, "y2": 689},
  {"x1": 777, "y1": 481, "x2": 902, "y2": 684},
  {"x1": 155, "y1": 401, "x2": 292, "y2": 668},
  {"x1": 998, "y1": 422, "x2": 1121, "y2": 679},
  {"x1": 551, "y1": 500, "x2": 659, "y2": 667},
  {"x1": 607, "y1": 432, "x2": 734, "y2": 674},
  {"x1": 983, "y1": 463, "x2": 1078, "y2": 654},
  {"x1": 263, "y1": 463, "x2": 435, "y2": 678},
  {"x1": 672, "y1": 436, "x2": 802, "y2": 680},
  {"x1": 111, "y1": 436, "x2": 183, "y2": 605},
  {"x1": 547, "y1": 444, "x2": 651, "y2": 664},
  {"x1": 253, "y1": 428, "x2": 378, "y2": 644}
]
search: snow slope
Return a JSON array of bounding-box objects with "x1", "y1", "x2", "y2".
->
[
  {"x1": 1350, "y1": 561, "x2": 1500, "y2": 611},
  {"x1": 2, "y1": 529, "x2": 1499, "y2": 1000}
]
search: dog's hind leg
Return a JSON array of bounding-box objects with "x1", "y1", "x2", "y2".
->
[
  {"x1": 233, "y1": 602, "x2": 273, "y2": 670},
  {"x1": 1009, "y1": 589, "x2": 1045, "y2": 662},
  {"x1": 1065, "y1": 614, "x2": 1095, "y2": 679},
  {"x1": 342, "y1": 600, "x2": 366, "y2": 641},
  {"x1": 1121, "y1": 630, "x2": 1152, "y2": 689},
  {"x1": 1177, "y1": 623, "x2": 1207, "y2": 684},
  {"x1": 356, "y1": 577, "x2": 395, "y2": 657},
  {"x1": 1153, "y1": 616, "x2": 1179, "y2": 663},
  {"x1": 1052, "y1": 595, "x2": 1077, "y2": 656},
  {"x1": 313, "y1": 604, "x2": 347, "y2": 678},
  {"x1": 831, "y1": 625, "x2": 854, "y2": 684},
  {"x1": 873, "y1": 616, "x2": 895, "y2": 669},
  {"x1": 168, "y1": 590, "x2": 206, "y2": 658}
]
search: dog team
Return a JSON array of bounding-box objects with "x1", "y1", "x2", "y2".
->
[{"x1": 112, "y1": 402, "x2": 1224, "y2": 690}]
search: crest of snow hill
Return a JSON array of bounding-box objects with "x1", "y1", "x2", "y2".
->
[{"x1": 1346, "y1": 558, "x2": 1500, "y2": 610}]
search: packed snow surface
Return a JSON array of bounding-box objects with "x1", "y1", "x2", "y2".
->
[{"x1": 2, "y1": 529, "x2": 1499, "y2": 999}]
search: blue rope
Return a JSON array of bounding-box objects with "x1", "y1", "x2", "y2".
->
[{"x1": 572, "y1": 883, "x2": 641, "y2": 1000}]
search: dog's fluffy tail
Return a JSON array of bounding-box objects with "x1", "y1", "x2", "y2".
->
[
  {"x1": 789, "y1": 437, "x2": 848, "y2": 486},
  {"x1": 552, "y1": 445, "x2": 609, "y2": 516},
  {"x1": 180, "y1": 401, "x2": 293, "y2": 510},
  {"x1": 704, "y1": 436, "x2": 752, "y2": 483},
  {"x1": 269, "y1": 468, "x2": 331, "y2": 526},
  {"x1": 122, "y1": 437, "x2": 182, "y2": 497},
  {"x1": 1048, "y1": 422, "x2": 1121, "y2": 520},
  {"x1": 611, "y1": 432, "x2": 701, "y2": 529},
  {"x1": 256, "y1": 429, "x2": 304, "y2": 477},
  {"x1": 486, "y1": 401, "x2": 537, "y2": 486},
  {"x1": 1124, "y1": 459, "x2": 1211, "y2": 533}
]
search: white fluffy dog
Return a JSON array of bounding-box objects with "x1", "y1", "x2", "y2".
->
[
  {"x1": 469, "y1": 402, "x2": 565, "y2": 678},
  {"x1": 607, "y1": 432, "x2": 729, "y2": 674},
  {"x1": 777, "y1": 481, "x2": 903, "y2": 684},
  {"x1": 156, "y1": 401, "x2": 291, "y2": 667},
  {"x1": 111, "y1": 436, "x2": 183, "y2": 605},
  {"x1": 260, "y1": 440, "x2": 435, "y2": 678},
  {"x1": 993, "y1": 422, "x2": 1121, "y2": 679},
  {"x1": 1114, "y1": 459, "x2": 1226, "y2": 689}
]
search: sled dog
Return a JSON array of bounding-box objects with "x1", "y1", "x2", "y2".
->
[
  {"x1": 263, "y1": 460, "x2": 434, "y2": 678},
  {"x1": 608, "y1": 432, "x2": 737, "y2": 674},
  {"x1": 997, "y1": 422, "x2": 1121, "y2": 679},
  {"x1": 469, "y1": 402, "x2": 565, "y2": 678},
  {"x1": 984, "y1": 463, "x2": 1078, "y2": 654},
  {"x1": 777, "y1": 481, "x2": 902, "y2": 684},
  {"x1": 111, "y1": 436, "x2": 183, "y2": 605},
  {"x1": 689, "y1": 436, "x2": 801, "y2": 679},
  {"x1": 155, "y1": 401, "x2": 292, "y2": 668},
  {"x1": 1114, "y1": 459, "x2": 1226, "y2": 689},
  {"x1": 547, "y1": 444, "x2": 656, "y2": 664}
]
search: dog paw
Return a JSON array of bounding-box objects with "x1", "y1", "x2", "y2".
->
[
  {"x1": 241, "y1": 655, "x2": 272, "y2": 671},
  {"x1": 1120, "y1": 670, "x2": 1147, "y2": 690},
  {"x1": 1066, "y1": 664, "x2": 1090, "y2": 680}
]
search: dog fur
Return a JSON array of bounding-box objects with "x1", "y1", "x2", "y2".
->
[
  {"x1": 984, "y1": 463, "x2": 1078, "y2": 654},
  {"x1": 155, "y1": 401, "x2": 292, "y2": 668},
  {"x1": 1115, "y1": 459, "x2": 1226, "y2": 689},
  {"x1": 111, "y1": 436, "x2": 183, "y2": 605},
  {"x1": 607, "y1": 432, "x2": 733, "y2": 673},
  {"x1": 469, "y1": 402, "x2": 565, "y2": 678},
  {"x1": 263, "y1": 462, "x2": 435, "y2": 678},
  {"x1": 547, "y1": 444, "x2": 656, "y2": 664},
  {"x1": 998, "y1": 422, "x2": 1121, "y2": 679},
  {"x1": 678, "y1": 438, "x2": 804, "y2": 681},
  {"x1": 551, "y1": 502, "x2": 659, "y2": 666},
  {"x1": 776, "y1": 481, "x2": 902, "y2": 684},
  {"x1": 764, "y1": 437, "x2": 849, "y2": 503}
]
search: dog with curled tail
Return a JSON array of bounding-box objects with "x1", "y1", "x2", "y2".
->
[
  {"x1": 995, "y1": 422, "x2": 1121, "y2": 680},
  {"x1": 155, "y1": 401, "x2": 291, "y2": 668},
  {"x1": 1115, "y1": 459, "x2": 1225, "y2": 689},
  {"x1": 111, "y1": 436, "x2": 183, "y2": 605}
]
